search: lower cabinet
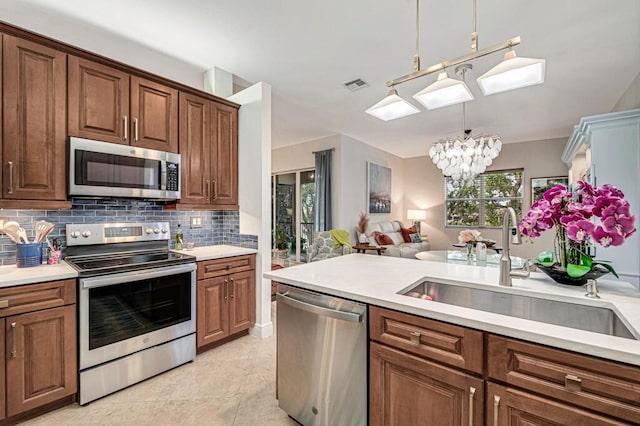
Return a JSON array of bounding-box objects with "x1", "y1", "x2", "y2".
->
[
  {"x1": 487, "y1": 382, "x2": 628, "y2": 426},
  {"x1": 369, "y1": 306, "x2": 640, "y2": 426},
  {"x1": 370, "y1": 342, "x2": 483, "y2": 426},
  {"x1": 0, "y1": 279, "x2": 77, "y2": 423},
  {"x1": 196, "y1": 255, "x2": 256, "y2": 350}
]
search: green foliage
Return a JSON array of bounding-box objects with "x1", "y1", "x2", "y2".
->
[{"x1": 274, "y1": 227, "x2": 288, "y2": 250}]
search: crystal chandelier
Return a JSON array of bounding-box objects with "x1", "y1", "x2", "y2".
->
[{"x1": 428, "y1": 64, "x2": 502, "y2": 187}]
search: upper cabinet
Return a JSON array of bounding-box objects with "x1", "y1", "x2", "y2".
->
[
  {"x1": 2, "y1": 35, "x2": 68, "y2": 206},
  {"x1": 176, "y1": 92, "x2": 239, "y2": 210},
  {"x1": 68, "y1": 56, "x2": 178, "y2": 153}
]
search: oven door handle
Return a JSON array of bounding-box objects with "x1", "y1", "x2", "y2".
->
[{"x1": 80, "y1": 263, "x2": 197, "y2": 289}]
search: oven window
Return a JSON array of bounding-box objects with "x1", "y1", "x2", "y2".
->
[
  {"x1": 89, "y1": 272, "x2": 191, "y2": 350},
  {"x1": 75, "y1": 150, "x2": 161, "y2": 189}
]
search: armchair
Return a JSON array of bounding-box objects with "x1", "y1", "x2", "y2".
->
[{"x1": 307, "y1": 231, "x2": 350, "y2": 262}]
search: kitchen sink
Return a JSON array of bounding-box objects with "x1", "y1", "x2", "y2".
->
[{"x1": 400, "y1": 280, "x2": 637, "y2": 340}]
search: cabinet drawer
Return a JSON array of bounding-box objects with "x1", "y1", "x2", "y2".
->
[
  {"x1": 370, "y1": 306, "x2": 484, "y2": 374},
  {"x1": 197, "y1": 255, "x2": 255, "y2": 279},
  {"x1": 0, "y1": 280, "x2": 76, "y2": 318},
  {"x1": 488, "y1": 334, "x2": 640, "y2": 424}
]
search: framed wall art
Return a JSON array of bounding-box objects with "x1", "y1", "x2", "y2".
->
[
  {"x1": 367, "y1": 162, "x2": 391, "y2": 214},
  {"x1": 531, "y1": 176, "x2": 569, "y2": 204}
]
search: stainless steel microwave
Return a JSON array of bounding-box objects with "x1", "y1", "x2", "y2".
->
[{"x1": 69, "y1": 137, "x2": 181, "y2": 200}]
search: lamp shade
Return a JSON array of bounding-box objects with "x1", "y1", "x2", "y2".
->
[
  {"x1": 407, "y1": 209, "x2": 427, "y2": 221},
  {"x1": 476, "y1": 50, "x2": 546, "y2": 96},
  {"x1": 413, "y1": 71, "x2": 474, "y2": 110},
  {"x1": 366, "y1": 89, "x2": 420, "y2": 121}
]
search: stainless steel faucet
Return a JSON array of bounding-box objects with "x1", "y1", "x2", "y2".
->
[{"x1": 499, "y1": 207, "x2": 525, "y2": 286}]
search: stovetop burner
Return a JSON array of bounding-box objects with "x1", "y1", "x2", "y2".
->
[{"x1": 65, "y1": 222, "x2": 196, "y2": 277}]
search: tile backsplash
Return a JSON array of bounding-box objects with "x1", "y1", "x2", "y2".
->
[{"x1": 0, "y1": 198, "x2": 258, "y2": 265}]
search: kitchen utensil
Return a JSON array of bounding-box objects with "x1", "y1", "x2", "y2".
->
[
  {"x1": 17, "y1": 227, "x2": 30, "y2": 243},
  {"x1": 34, "y1": 220, "x2": 54, "y2": 243},
  {"x1": 2, "y1": 221, "x2": 22, "y2": 244}
]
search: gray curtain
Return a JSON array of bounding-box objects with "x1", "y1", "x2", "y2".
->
[{"x1": 314, "y1": 149, "x2": 333, "y2": 232}]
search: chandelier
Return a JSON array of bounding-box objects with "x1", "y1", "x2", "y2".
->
[
  {"x1": 428, "y1": 64, "x2": 502, "y2": 187},
  {"x1": 365, "y1": 0, "x2": 545, "y2": 121}
]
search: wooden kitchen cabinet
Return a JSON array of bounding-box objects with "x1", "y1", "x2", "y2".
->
[
  {"x1": 196, "y1": 255, "x2": 255, "y2": 351},
  {"x1": 175, "y1": 93, "x2": 239, "y2": 210},
  {"x1": 178, "y1": 92, "x2": 210, "y2": 204},
  {"x1": 68, "y1": 56, "x2": 178, "y2": 153},
  {"x1": 370, "y1": 342, "x2": 484, "y2": 426},
  {"x1": 0, "y1": 279, "x2": 76, "y2": 423},
  {"x1": 487, "y1": 382, "x2": 628, "y2": 425},
  {"x1": 2, "y1": 34, "x2": 68, "y2": 207}
]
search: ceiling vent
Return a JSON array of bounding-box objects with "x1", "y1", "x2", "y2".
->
[{"x1": 344, "y1": 78, "x2": 369, "y2": 91}]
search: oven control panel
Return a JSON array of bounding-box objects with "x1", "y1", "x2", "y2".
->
[{"x1": 66, "y1": 222, "x2": 171, "y2": 246}]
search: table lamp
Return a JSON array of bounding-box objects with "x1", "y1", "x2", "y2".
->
[{"x1": 407, "y1": 209, "x2": 427, "y2": 235}]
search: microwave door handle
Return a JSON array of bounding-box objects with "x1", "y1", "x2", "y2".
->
[{"x1": 160, "y1": 160, "x2": 167, "y2": 190}]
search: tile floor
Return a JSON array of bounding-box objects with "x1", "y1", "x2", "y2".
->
[{"x1": 20, "y1": 303, "x2": 296, "y2": 426}]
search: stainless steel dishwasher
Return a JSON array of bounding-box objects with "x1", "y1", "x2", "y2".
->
[{"x1": 277, "y1": 284, "x2": 367, "y2": 426}]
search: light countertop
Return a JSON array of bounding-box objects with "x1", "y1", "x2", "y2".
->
[
  {"x1": 173, "y1": 244, "x2": 257, "y2": 261},
  {"x1": 0, "y1": 262, "x2": 78, "y2": 288},
  {"x1": 0, "y1": 245, "x2": 257, "y2": 288},
  {"x1": 265, "y1": 253, "x2": 640, "y2": 366}
]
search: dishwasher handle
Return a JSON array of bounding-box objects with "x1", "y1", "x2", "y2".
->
[{"x1": 277, "y1": 292, "x2": 363, "y2": 323}]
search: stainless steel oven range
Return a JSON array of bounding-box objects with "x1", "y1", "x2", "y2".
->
[{"x1": 65, "y1": 222, "x2": 196, "y2": 405}]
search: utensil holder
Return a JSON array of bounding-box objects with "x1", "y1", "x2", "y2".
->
[{"x1": 16, "y1": 243, "x2": 43, "y2": 268}]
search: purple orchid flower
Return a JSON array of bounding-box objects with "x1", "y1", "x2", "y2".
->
[{"x1": 566, "y1": 220, "x2": 595, "y2": 242}]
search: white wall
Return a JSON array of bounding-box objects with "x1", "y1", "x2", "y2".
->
[
  {"x1": 229, "y1": 83, "x2": 273, "y2": 339},
  {"x1": 403, "y1": 138, "x2": 568, "y2": 260},
  {"x1": 339, "y1": 136, "x2": 405, "y2": 242},
  {"x1": 612, "y1": 72, "x2": 640, "y2": 112}
]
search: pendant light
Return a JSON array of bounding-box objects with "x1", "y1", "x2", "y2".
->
[
  {"x1": 413, "y1": 71, "x2": 474, "y2": 110},
  {"x1": 477, "y1": 50, "x2": 546, "y2": 96},
  {"x1": 365, "y1": 87, "x2": 420, "y2": 121}
]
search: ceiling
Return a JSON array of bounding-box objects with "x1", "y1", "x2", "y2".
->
[{"x1": 1, "y1": 0, "x2": 639, "y2": 158}]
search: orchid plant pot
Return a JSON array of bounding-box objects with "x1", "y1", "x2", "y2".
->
[{"x1": 520, "y1": 181, "x2": 636, "y2": 287}]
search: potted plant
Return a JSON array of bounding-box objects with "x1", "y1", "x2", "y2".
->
[
  {"x1": 273, "y1": 227, "x2": 289, "y2": 259},
  {"x1": 356, "y1": 212, "x2": 369, "y2": 244},
  {"x1": 519, "y1": 181, "x2": 636, "y2": 285}
]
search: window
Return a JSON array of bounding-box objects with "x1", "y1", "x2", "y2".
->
[
  {"x1": 272, "y1": 170, "x2": 315, "y2": 262},
  {"x1": 445, "y1": 169, "x2": 523, "y2": 228}
]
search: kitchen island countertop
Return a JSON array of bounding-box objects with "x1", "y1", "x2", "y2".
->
[{"x1": 265, "y1": 253, "x2": 640, "y2": 366}]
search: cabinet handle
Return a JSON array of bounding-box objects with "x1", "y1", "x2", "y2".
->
[
  {"x1": 0, "y1": 300, "x2": 8, "y2": 309},
  {"x1": 212, "y1": 180, "x2": 217, "y2": 200},
  {"x1": 468, "y1": 387, "x2": 476, "y2": 426},
  {"x1": 205, "y1": 179, "x2": 210, "y2": 202},
  {"x1": 230, "y1": 278, "x2": 235, "y2": 299},
  {"x1": 565, "y1": 374, "x2": 582, "y2": 392},
  {"x1": 224, "y1": 279, "x2": 228, "y2": 301},
  {"x1": 10, "y1": 322, "x2": 17, "y2": 358},
  {"x1": 493, "y1": 395, "x2": 500, "y2": 426},
  {"x1": 133, "y1": 117, "x2": 139, "y2": 141},
  {"x1": 7, "y1": 161, "x2": 14, "y2": 194},
  {"x1": 123, "y1": 115, "x2": 128, "y2": 140},
  {"x1": 409, "y1": 331, "x2": 421, "y2": 344}
]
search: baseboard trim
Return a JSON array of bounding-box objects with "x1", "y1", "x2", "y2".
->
[{"x1": 250, "y1": 320, "x2": 274, "y2": 338}]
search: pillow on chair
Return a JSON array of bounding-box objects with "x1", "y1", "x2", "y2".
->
[
  {"x1": 374, "y1": 231, "x2": 393, "y2": 246},
  {"x1": 400, "y1": 226, "x2": 418, "y2": 243},
  {"x1": 409, "y1": 233, "x2": 422, "y2": 243}
]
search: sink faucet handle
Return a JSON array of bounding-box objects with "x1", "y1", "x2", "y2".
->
[{"x1": 585, "y1": 279, "x2": 600, "y2": 299}]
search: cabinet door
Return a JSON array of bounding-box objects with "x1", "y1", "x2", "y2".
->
[
  {"x1": 197, "y1": 276, "x2": 229, "y2": 348},
  {"x1": 179, "y1": 92, "x2": 211, "y2": 204},
  {"x1": 487, "y1": 382, "x2": 627, "y2": 426},
  {"x1": 228, "y1": 269, "x2": 255, "y2": 335},
  {"x1": 68, "y1": 56, "x2": 130, "y2": 145},
  {"x1": 210, "y1": 102, "x2": 238, "y2": 208},
  {"x1": 370, "y1": 342, "x2": 483, "y2": 426},
  {"x1": 130, "y1": 76, "x2": 178, "y2": 153},
  {"x1": 0, "y1": 318, "x2": 5, "y2": 421},
  {"x1": 6, "y1": 306, "x2": 76, "y2": 417},
  {"x1": 2, "y1": 35, "x2": 66, "y2": 201}
]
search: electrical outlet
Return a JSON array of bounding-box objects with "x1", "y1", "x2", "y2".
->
[{"x1": 190, "y1": 216, "x2": 203, "y2": 229}]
